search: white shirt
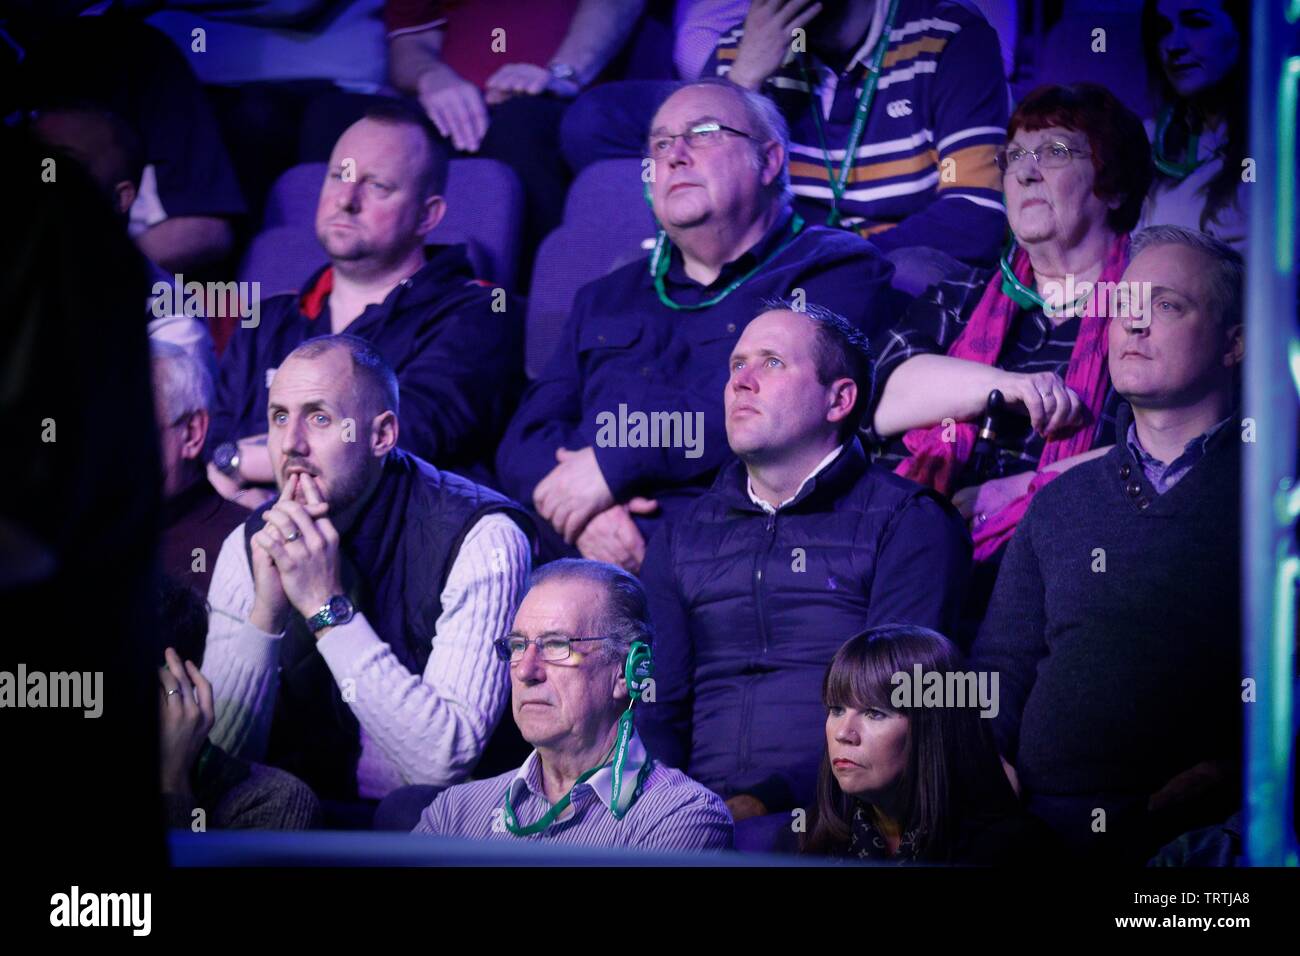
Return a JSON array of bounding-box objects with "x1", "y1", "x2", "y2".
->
[{"x1": 746, "y1": 444, "x2": 847, "y2": 515}]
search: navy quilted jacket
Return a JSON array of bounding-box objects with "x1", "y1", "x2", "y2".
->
[{"x1": 637, "y1": 440, "x2": 972, "y2": 811}]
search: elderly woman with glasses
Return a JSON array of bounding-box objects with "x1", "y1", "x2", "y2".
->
[{"x1": 865, "y1": 83, "x2": 1153, "y2": 584}]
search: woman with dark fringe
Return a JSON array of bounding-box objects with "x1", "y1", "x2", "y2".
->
[{"x1": 801, "y1": 625, "x2": 1054, "y2": 864}]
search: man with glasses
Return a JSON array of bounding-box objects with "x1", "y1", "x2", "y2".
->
[
  {"x1": 562, "y1": 0, "x2": 1010, "y2": 295},
  {"x1": 152, "y1": 341, "x2": 250, "y2": 598},
  {"x1": 498, "y1": 78, "x2": 897, "y2": 573},
  {"x1": 413, "y1": 559, "x2": 732, "y2": 851}
]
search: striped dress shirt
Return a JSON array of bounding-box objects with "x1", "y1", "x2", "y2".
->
[{"x1": 413, "y1": 730, "x2": 734, "y2": 852}]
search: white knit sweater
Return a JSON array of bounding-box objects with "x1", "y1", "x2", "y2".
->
[{"x1": 202, "y1": 513, "x2": 529, "y2": 799}]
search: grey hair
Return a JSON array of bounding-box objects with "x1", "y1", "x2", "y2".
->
[
  {"x1": 150, "y1": 340, "x2": 213, "y2": 423},
  {"x1": 527, "y1": 558, "x2": 653, "y2": 666},
  {"x1": 1129, "y1": 225, "x2": 1245, "y2": 328},
  {"x1": 673, "y1": 77, "x2": 793, "y2": 205}
]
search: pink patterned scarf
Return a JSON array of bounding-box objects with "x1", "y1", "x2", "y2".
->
[{"x1": 894, "y1": 232, "x2": 1130, "y2": 560}]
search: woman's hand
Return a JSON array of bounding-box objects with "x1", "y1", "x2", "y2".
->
[
  {"x1": 953, "y1": 471, "x2": 1034, "y2": 529},
  {"x1": 995, "y1": 371, "x2": 1086, "y2": 438},
  {"x1": 158, "y1": 647, "x2": 215, "y2": 796}
]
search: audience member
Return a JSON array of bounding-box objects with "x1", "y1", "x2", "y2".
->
[
  {"x1": 157, "y1": 578, "x2": 321, "y2": 830},
  {"x1": 972, "y1": 226, "x2": 1245, "y2": 864},
  {"x1": 18, "y1": 8, "x2": 246, "y2": 272},
  {"x1": 208, "y1": 100, "x2": 522, "y2": 504},
  {"x1": 638, "y1": 300, "x2": 970, "y2": 820},
  {"x1": 565, "y1": 0, "x2": 1010, "y2": 293},
  {"x1": 802, "y1": 625, "x2": 1054, "y2": 863},
  {"x1": 152, "y1": 342, "x2": 249, "y2": 598},
  {"x1": 2, "y1": 118, "x2": 165, "y2": 867},
  {"x1": 414, "y1": 559, "x2": 732, "y2": 851},
  {"x1": 31, "y1": 104, "x2": 217, "y2": 374},
  {"x1": 868, "y1": 83, "x2": 1153, "y2": 572},
  {"x1": 387, "y1": 0, "x2": 649, "y2": 281},
  {"x1": 1138, "y1": 0, "x2": 1249, "y2": 250},
  {"x1": 148, "y1": 0, "x2": 392, "y2": 222},
  {"x1": 498, "y1": 78, "x2": 897, "y2": 572},
  {"x1": 203, "y1": 336, "x2": 533, "y2": 819}
]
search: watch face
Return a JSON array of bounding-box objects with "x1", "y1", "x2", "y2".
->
[
  {"x1": 327, "y1": 595, "x2": 354, "y2": 622},
  {"x1": 214, "y1": 442, "x2": 237, "y2": 471}
]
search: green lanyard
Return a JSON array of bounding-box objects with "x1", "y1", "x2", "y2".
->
[
  {"x1": 501, "y1": 709, "x2": 650, "y2": 836},
  {"x1": 803, "y1": 0, "x2": 901, "y2": 227},
  {"x1": 651, "y1": 213, "x2": 806, "y2": 311},
  {"x1": 1152, "y1": 106, "x2": 1205, "y2": 180},
  {"x1": 998, "y1": 239, "x2": 1091, "y2": 318}
]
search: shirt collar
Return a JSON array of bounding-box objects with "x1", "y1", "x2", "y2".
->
[
  {"x1": 663, "y1": 205, "x2": 796, "y2": 292},
  {"x1": 506, "y1": 729, "x2": 650, "y2": 822},
  {"x1": 1126, "y1": 415, "x2": 1232, "y2": 469},
  {"x1": 747, "y1": 444, "x2": 847, "y2": 514},
  {"x1": 846, "y1": 0, "x2": 891, "y2": 72}
]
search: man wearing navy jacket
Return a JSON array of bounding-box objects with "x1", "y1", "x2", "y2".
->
[
  {"x1": 208, "y1": 99, "x2": 521, "y2": 506},
  {"x1": 497, "y1": 79, "x2": 899, "y2": 573},
  {"x1": 637, "y1": 299, "x2": 971, "y2": 822}
]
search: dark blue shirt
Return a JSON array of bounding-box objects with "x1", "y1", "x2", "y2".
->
[
  {"x1": 496, "y1": 207, "x2": 900, "y2": 533},
  {"x1": 211, "y1": 244, "x2": 522, "y2": 478}
]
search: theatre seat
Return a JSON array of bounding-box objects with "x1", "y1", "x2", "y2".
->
[{"x1": 525, "y1": 160, "x2": 658, "y2": 377}]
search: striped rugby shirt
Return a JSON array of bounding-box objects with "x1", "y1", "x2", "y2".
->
[{"x1": 704, "y1": 0, "x2": 1009, "y2": 265}]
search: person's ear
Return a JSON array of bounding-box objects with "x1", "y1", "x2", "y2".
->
[
  {"x1": 760, "y1": 140, "x2": 784, "y2": 192},
  {"x1": 180, "y1": 408, "x2": 209, "y2": 460},
  {"x1": 417, "y1": 194, "x2": 446, "y2": 237},
  {"x1": 825, "y1": 378, "x2": 858, "y2": 429},
  {"x1": 371, "y1": 410, "x2": 399, "y2": 457},
  {"x1": 113, "y1": 179, "x2": 137, "y2": 217},
  {"x1": 612, "y1": 664, "x2": 630, "y2": 705},
  {"x1": 1223, "y1": 322, "x2": 1245, "y2": 369}
]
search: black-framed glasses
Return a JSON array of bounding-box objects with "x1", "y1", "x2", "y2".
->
[
  {"x1": 995, "y1": 141, "x2": 1087, "y2": 172},
  {"x1": 648, "y1": 122, "x2": 757, "y2": 158},
  {"x1": 493, "y1": 634, "x2": 611, "y2": 664}
]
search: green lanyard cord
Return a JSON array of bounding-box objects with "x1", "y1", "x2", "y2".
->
[
  {"x1": 802, "y1": 0, "x2": 901, "y2": 228},
  {"x1": 501, "y1": 706, "x2": 650, "y2": 836},
  {"x1": 998, "y1": 239, "x2": 1092, "y2": 319},
  {"x1": 651, "y1": 212, "x2": 806, "y2": 311},
  {"x1": 1152, "y1": 105, "x2": 1206, "y2": 180}
]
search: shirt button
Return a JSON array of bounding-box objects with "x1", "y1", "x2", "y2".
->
[
  {"x1": 641, "y1": 366, "x2": 652, "y2": 377},
  {"x1": 596, "y1": 334, "x2": 606, "y2": 343},
  {"x1": 1119, "y1": 463, "x2": 1131, "y2": 479},
  {"x1": 1138, "y1": 497, "x2": 1150, "y2": 509},
  {"x1": 726, "y1": 322, "x2": 736, "y2": 333},
  {"x1": 1126, "y1": 481, "x2": 1142, "y2": 497}
]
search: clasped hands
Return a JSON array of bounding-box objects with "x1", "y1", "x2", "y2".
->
[
  {"x1": 248, "y1": 473, "x2": 344, "y2": 636},
  {"x1": 533, "y1": 446, "x2": 656, "y2": 573}
]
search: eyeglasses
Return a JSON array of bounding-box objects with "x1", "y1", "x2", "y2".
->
[
  {"x1": 995, "y1": 141, "x2": 1087, "y2": 171},
  {"x1": 493, "y1": 634, "x2": 611, "y2": 664},
  {"x1": 648, "y1": 122, "x2": 757, "y2": 158}
]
